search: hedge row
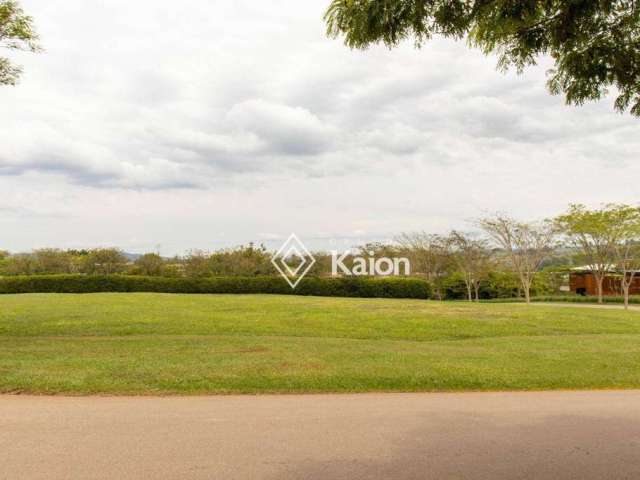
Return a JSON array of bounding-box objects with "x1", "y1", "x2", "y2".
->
[
  {"x1": 483, "y1": 295, "x2": 640, "y2": 305},
  {"x1": 0, "y1": 274, "x2": 432, "y2": 299}
]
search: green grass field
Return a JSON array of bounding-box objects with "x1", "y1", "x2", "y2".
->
[{"x1": 1, "y1": 293, "x2": 640, "y2": 395}]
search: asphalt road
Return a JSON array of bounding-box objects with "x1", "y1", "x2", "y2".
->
[{"x1": 1, "y1": 391, "x2": 639, "y2": 479}]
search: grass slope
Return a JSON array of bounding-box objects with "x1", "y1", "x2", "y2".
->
[{"x1": 1, "y1": 293, "x2": 639, "y2": 394}]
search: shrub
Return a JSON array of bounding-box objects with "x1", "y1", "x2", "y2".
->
[
  {"x1": 0, "y1": 275, "x2": 432, "y2": 299},
  {"x1": 479, "y1": 271, "x2": 522, "y2": 299},
  {"x1": 482, "y1": 295, "x2": 640, "y2": 305},
  {"x1": 441, "y1": 272, "x2": 470, "y2": 300}
]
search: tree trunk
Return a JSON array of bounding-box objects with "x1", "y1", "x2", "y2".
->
[
  {"x1": 474, "y1": 283, "x2": 480, "y2": 302},
  {"x1": 519, "y1": 274, "x2": 532, "y2": 304},
  {"x1": 596, "y1": 274, "x2": 604, "y2": 304},
  {"x1": 466, "y1": 280, "x2": 472, "y2": 302},
  {"x1": 623, "y1": 283, "x2": 630, "y2": 310}
]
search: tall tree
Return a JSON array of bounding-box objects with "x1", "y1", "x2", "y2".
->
[
  {"x1": 555, "y1": 204, "x2": 637, "y2": 304},
  {"x1": 610, "y1": 206, "x2": 640, "y2": 309},
  {"x1": 0, "y1": 0, "x2": 40, "y2": 85},
  {"x1": 615, "y1": 237, "x2": 640, "y2": 310},
  {"x1": 479, "y1": 215, "x2": 556, "y2": 304},
  {"x1": 397, "y1": 232, "x2": 451, "y2": 299},
  {"x1": 325, "y1": 0, "x2": 640, "y2": 116},
  {"x1": 449, "y1": 231, "x2": 493, "y2": 301}
]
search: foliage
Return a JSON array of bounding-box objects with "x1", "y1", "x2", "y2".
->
[
  {"x1": 442, "y1": 268, "x2": 557, "y2": 300},
  {"x1": 81, "y1": 248, "x2": 128, "y2": 275},
  {"x1": 481, "y1": 269, "x2": 522, "y2": 298},
  {"x1": 325, "y1": 0, "x2": 640, "y2": 116},
  {"x1": 449, "y1": 230, "x2": 492, "y2": 301},
  {"x1": 1, "y1": 253, "x2": 39, "y2": 275},
  {"x1": 3, "y1": 203, "x2": 640, "y2": 302},
  {"x1": 609, "y1": 207, "x2": 640, "y2": 308},
  {"x1": 208, "y1": 243, "x2": 274, "y2": 276},
  {"x1": 396, "y1": 232, "x2": 451, "y2": 299},
  {"x1": 479, "y1": 214, "x2": 556, "y2": 303},
  {"x1": 0, "y1": 274, "x2": 432, "y2": 299},
  {"x1": 133, "y1": 253, "x2": 165, "y2": 276},
  {"x1": 183, "y1": 244, "x2": 275, "y2": 278},
  {"x1": 0, "y1": 0, "x2": 40, "y2": 85},
  {"x1": 484, "y1": 294, "x2": 640, "y2": 305},
  {"x1": 555, "y1": 203, "x2": 640, "y2": 304}
]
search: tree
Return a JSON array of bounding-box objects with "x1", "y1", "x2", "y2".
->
[
  {"x1": 397, "y1": 232, "x2": 451, "y2": 299},
  {"x1": 325, "y1": 0, "x2": 640, "y2": 116},
  {"x1": 32, "y1": 249, "x2": 73, "y2": 274},
  {"x1": 610, "y1": 206, "x2": 640, "y2": 309},
  {"x1": 135, "y1": 253, "x2": 165, "y2": 276},
  {"x1": 449, "y1": 231, "x2": 493, "y2": 301},
  {"x1": 83, "y1": 248, "x2": 128, "y2": 275},
  {"x1": 479, "y1": 215, "x2": 556, "y2": 304},
  {"x1": 555, "y1": 204, "x2": 636, "y2": 304},
  {"x1": 0, "y1": 0, "x2": 40, "y2": 85},
  {"x1": 2, "y1": 253, "x2": 38, "y2": 275},
  {"x1": 615, "y1": 239, "x2": 640, "y2": 309},
  {"x1": 209, "y1": 243, "x2": 274, "y2": 276},
  {"x1": 183, "y1": 250, "x2": 211, "y2": 278}
]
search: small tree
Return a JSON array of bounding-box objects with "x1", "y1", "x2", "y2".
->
[
  {"x1": 556, "y1": 204, "x2": 635, "y2": 304},
  {"x1": 83, "y1": 248, "x2": 128, "y2": 275},
  {"x1": 479, "y1": 215, "x2": 556, "y2": 304},
  {"x1": 0, "y1": 1, "x2": 41, "y2": 85},
  {"x1": 612, "y1": 207, "x2": 640, "y2": 309},
  {"x1": 449, "y1": 231, "x2": 493, "y2": 302},
  {"x1": 32, "y1": 249, "x2": 73, "y2": 274},
  {"x1": 2, "y1": 253, "x2": 38, "y2": 275},
  {"x1": 183, "y1": 250, "x2": 211, "y2": 278},
  {"x1": 135, "y1": 253, "x2": 165, "y2": 276},
  {"x1": 396, "y1": 232, "x2": 451, "y2": 300}
]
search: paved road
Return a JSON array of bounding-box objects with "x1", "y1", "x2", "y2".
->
[{"x1": 1, "y1": 391, "x2": 639, "y2": 479}]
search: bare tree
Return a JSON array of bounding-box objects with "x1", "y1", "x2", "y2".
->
[
  {"x1": 479, "y1": 215, "x2": 556, "y2": 304},
  {"x1": 396, "y1": 233, "x2": 451, "y2": 300},
  {"x1": 449, "y1": 231, "x2": 493, "y2": 302}
]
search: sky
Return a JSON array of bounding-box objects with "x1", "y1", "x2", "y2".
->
[{"x1": 1, "y1": 0, "x2": 639, "y2": 255}]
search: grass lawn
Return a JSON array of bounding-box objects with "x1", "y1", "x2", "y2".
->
[{"x1": 1, "y1": 293, "x2": 640, "y2": 395}]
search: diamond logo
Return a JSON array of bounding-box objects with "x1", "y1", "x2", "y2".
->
[{"x1": 271, "y1": 233, "x2": 316, "y2": 289}]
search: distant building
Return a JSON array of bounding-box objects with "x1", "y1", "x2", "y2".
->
[{"x1": 569, "y1": 266, "x2": 640, "y2": 296}]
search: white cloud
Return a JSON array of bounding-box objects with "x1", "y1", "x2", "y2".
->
[
  {"x1": 0, "y1": 0, "x2": 638, "y2": 253},
  {"x1": 227, "y1": 99, "x2": 337, "y2": 156}
]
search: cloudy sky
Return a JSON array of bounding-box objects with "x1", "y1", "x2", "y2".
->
[{"x1": 1, "y1": 0, "x2": 638, "y2": 254}]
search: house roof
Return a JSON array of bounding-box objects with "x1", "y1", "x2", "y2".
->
[{"x1": 570, "y1": 265, "x2": 616, "y2": 272}]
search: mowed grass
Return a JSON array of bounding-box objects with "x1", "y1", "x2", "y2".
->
[{"x1": 1, "y1": 293, "x2": 640, "y2": 394}]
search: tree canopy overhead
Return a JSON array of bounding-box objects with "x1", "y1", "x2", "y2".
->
[
  {"x1": 325, "y1": 0, "x2": 640, "y2": 116},
  {"x1": 0, "y1": 0, "x2": 40, "y2": 85}
]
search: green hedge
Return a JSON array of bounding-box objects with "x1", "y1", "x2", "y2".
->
[
  {"x1": 483, "y1": 295, "x2": 640, "y2": 305},
  {"x1": 0, "y1": 274, "x2": 432, "y2": 299}
]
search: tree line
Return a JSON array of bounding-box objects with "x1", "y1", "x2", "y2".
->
[{"x1": 2, "y1": 204, "x2": 639, "y2": 307}]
